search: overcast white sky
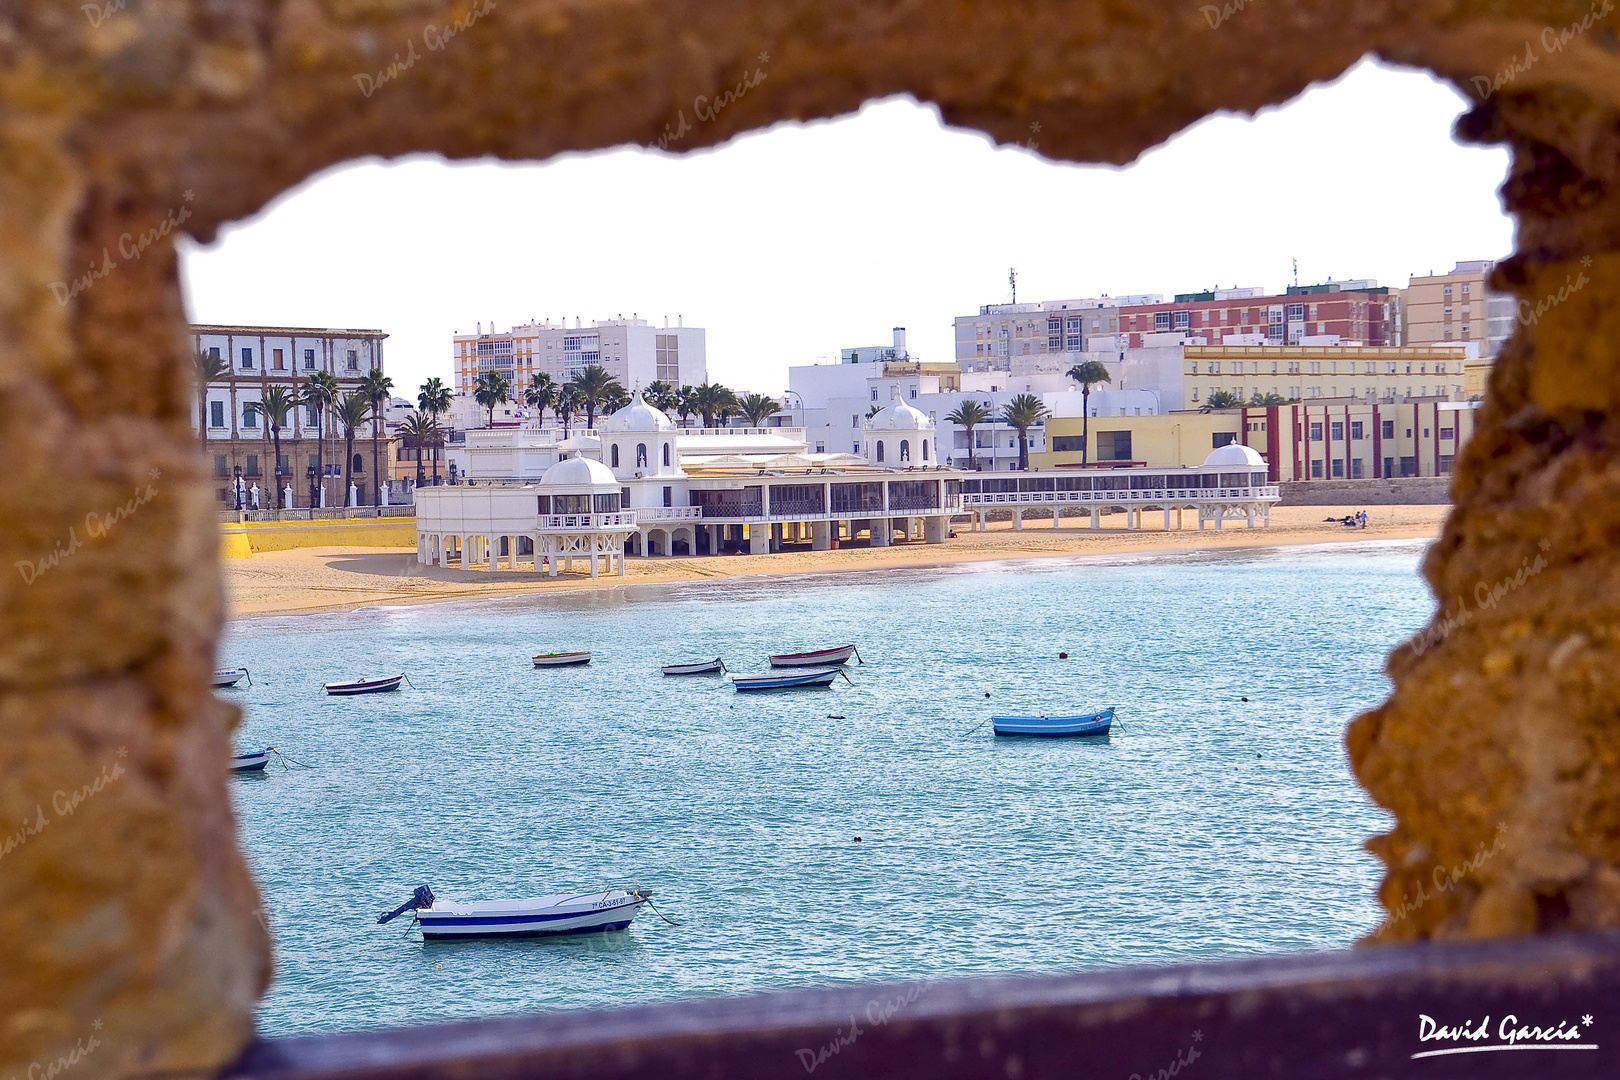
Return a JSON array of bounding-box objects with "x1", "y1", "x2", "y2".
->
[{"x1": 180, "y1": 58, "x2": 1512, "y2": 398}]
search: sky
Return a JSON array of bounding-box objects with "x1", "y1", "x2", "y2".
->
[{"x1": 180, "y1": 57, "x2": 1513, "y2": 398}]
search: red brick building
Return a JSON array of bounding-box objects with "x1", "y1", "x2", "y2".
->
[{"x1": 1118, "y1": 282, "x2": 1398, "y2": 349}]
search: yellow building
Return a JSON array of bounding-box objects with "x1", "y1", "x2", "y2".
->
[
  {"x1": 1182, "y1": 344, "x2": 1473, "y2": 408},
  {"x1": 1032, "y1": 400, "x2": 1482, "y2": 482},
  {"x1": 1406, "y1": 261, "x2": 1515, "y2": 356}
]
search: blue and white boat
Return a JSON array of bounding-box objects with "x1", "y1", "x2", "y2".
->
[
  {"x1": 991, "y1": 707, "x2": 1117, "y2": 738},
  {"x1": 212, "y1": 667, "x2": 251, "y2": 689},
  {"x1": 377, "y1": 885, "x2": 650, "y2": 940},
  {"x1": 733, "y1": 667, "x2": 844, "y2": 691},
  {"x1": 231, "y1": 748, "x2": 272, "y2": 772}
]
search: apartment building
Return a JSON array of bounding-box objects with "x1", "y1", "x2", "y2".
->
[
  {"x1": 1118, "y1": 281, "x2": 1399, "y2": 348},
  {"x1": 1181, "y1": 344, "x2": 1479, "y2": 407},
  {"x1": 1033, "y1": 400, "x2": 1481, "y2": 482},
  {"x1": 954, "y1": 295, "x2": 1160, "y2": 370},
  {"x1": 1405, "y1": 260, "x2": 1516, "y2": 356},
  {"x1": 191, "y1": 324, "x2": 388, "y2": 508},
  {"x1": 452, "y1": 316, "x2": 706, "y2": 397}
]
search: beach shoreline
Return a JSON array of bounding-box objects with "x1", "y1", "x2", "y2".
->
[{"x1": 224, "y1": 504, "x2": 1446, "y2": 620}]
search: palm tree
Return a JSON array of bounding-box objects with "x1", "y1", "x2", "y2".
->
[
  {"x1": 694, "y1": 382, "x2": 736, "y2": 427},
  {"x1": 418, "y1": 376, "x2": 452, "y2": 423},
  {"x1": 1065, "y1": 360, "x2": 1112, "y2": 465},
  {"x1": 524, "y1": 372, "x2": 556, "y2": 426},
  {"x1": 556, "y1": 385, "x2": 584, "y2": 438},
  {"x1": 336, "y1": 393, "x2": 371, "y2": 506},
  {"x1": 360, "y1": 368, "x2": 394, "y2": 505},
  {"x1": 1247, "y1": 391, "x2": 1288, "y2": 406},
  {"x1": 397, "y1": 412, "x2": 441, "y2": 487},
  {"x1": 603, "y1": 382, "x2": 632, "y2": 417},
  {"x1": 244, "y1": 385, "x2": 298, "y2": 508},
  {"x1": 194, "y1": 350, "x2": 230, "y2": 434},
  {"x1": 946, "y1": 400, "x2": 992, "y2": 470},
  {"x1": 675, "y1": 385, "x2": 699, "y2": 428},
  {"x1": 474, "y1": 370, "x2": 511, "y2": 426},
  {"x1": 738, "y1": 392, "x2": 781, "y2": 427},
  {"x1": 866, "y1": 403, "x2": 885, "y2": 419},
  {"x1": 301, "y1": 370, "x2": 341, "y2": 505},
  {"x1": 1199, "y1": 390, "x2": 1245, "y2": 412},
  {"x1": 644, "y1": 380, "x2": 677, "y2": 414},
  {"x1": 1001, "y1": 393, "x2": 1049, "y2": 471},
  {"x1": 568, "y1": 364, "x2": 621, "y2": 428}
]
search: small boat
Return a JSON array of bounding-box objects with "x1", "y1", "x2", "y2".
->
[
  {"x1": 324, "y1": 673, "x2": 405, "y2": 696},
  {"x1": 212, "y1": 667, "x2": 251, "y2": 689},
  {"x1": 533, "y1": 651, "x2": 592, "y2": 668},
  {"x1": 377, "y1": 884, "x2": 651, "y2": 940},
  {"x1": 733, "y1": 667, "x2": 845, "y2": 691},
  {"x1": 662, "y1": 657, "x2": 725, "y2": 676},
  {"x1": 231, "y1": 748, "x2": 272, "y2": 772},
  {"x1": 768, "y1": 644, "x2": 860, "y2": 668},
  {"x1": 991, "y1": 707, "x2": 1117, "y2": 738}
]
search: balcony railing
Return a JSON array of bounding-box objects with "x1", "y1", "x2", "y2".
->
[
  {"x1": 634, "y1": 506, "x2": 704, "y2": 522},
  {"x1": 538, "y1": 511, "x2": 638, "y2": 530},
  {"x1": 767, "y1": 498, "x2": 826, "y2": 516},
  {"x1": 962, "y1": 487, "x2": 1279, "y2": 506},
  {"x1": 698, "y1": 501, "x2": 763, "y2": 519}
]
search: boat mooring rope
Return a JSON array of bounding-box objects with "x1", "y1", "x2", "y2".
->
[
  {"x1": 244, "y1": 668, "x2": 253, "y2": 687},
  {"x1": 853, "y1": 647, "x2": 864, "y2": 665},
  {"x1": 403, "y1": 674, "x2": 418, "y2": 690},
  {"x1": 838, "y1": 669, "x2": 855, "y2": 685},
  {"x1": 961, "y1": 717, "x2": 991, "y2": 737},
  {"x1": 643, "y1": 895, "x2": 682, "y2": 927},
  {"x1": 271, "y1": 747, "x2": 314, "y2": 769}
]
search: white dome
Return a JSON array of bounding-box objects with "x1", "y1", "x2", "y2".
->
[
  {"x1": 866, "y1": 401, "x2": 933, "y2": 431},
  {"x1": 599, "y1": 391, "x2": 675, "y2": 433},
  {"x1": 1202, "y1": 442, "x2": 1265, "y2": 468},
  {"x1": 539, "y1": 453, "x2": 619, "y2": 489}
]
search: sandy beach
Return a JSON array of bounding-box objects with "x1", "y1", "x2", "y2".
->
[{"x1": 222, "y1": 504, "x2": 1446, "y2": 619}]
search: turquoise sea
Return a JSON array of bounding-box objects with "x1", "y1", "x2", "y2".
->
[{"x1": 225, "y1": 540, "x2": 1431, "y2": 1037}]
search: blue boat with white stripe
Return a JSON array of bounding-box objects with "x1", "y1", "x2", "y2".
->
[
  {"x1": 732, "y1": 666, "x2": 850, "y2": 691},
  {"x1": 991, "y1": 707, "x2": 1118, "y2": 738},
  {"x1": 377, "y1": 884, "x2": 651, "y2": 941}
]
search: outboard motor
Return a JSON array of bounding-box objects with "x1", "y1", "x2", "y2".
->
[{"x1": 377, "y1": 885, "x2": 435, "y2": 924}]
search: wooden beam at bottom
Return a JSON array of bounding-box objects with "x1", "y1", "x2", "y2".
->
[{"x1": 227, "y1": 931, "x2": 1620, "y2": 1080}]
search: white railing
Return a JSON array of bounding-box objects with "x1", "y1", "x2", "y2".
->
[
  {"x1": 538, "y1": 511, "x2": 639, "y2": 530},
  {"x1": 634, "y1": 506, "x2": 704, "y2": 522},
  {"x1": 961, "y1": 487, "x2": 1279, "y2": 506}
]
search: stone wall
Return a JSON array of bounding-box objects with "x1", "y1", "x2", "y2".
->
[
  {"x1": 6, "y1": 1, "x2": 1620, "y2": 1076},
  {"x1": 1278, "y1": 478, "x2": 1453, "y2": 506}
]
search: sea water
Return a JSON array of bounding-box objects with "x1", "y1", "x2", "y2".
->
[{"x1": 225, "y1": 539, "x2": 1431, "y2": 1036}]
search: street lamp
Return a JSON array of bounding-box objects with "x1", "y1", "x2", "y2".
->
[
  {"x1": 306, "y1": 465, "x2": 317, "y2": 511},
  {"x1": 232, "y1": 465, "x2": 243, "y2": 510}
]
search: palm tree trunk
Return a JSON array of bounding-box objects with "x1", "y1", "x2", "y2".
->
[
  {"x1": 372, "y1": 422, "x2": 381, "y2": 509},
  {"x1": 1082, "y1": 387, "x2": 1091, "y2": 464},
  {"x1": 1018, "y1": 431, "x2": 1029, "y2": 471},
  {"x1": 271, "y1": 427, "x2": 283, "y2": 509}
]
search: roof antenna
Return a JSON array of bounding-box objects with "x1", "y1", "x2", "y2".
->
[
  {"x1": 1009, "y1": 267, "x2": 1018, "y2": 305},
  {"x1": 1292, "y1": 258, "x2": 1298, "y2": 287}
]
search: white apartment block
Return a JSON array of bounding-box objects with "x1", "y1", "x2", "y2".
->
[
  {"x1": 955, "y1": 295, "x2": 1161, "y2": 371},
  {"x1": 191, "y1": 324, "x2": 388, "y2": 507},
  {"x1": 452, "y1": 316, "x2": 706, "y2": 397}
]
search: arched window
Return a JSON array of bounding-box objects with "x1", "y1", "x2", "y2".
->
[
  {"x1": 922, "y1": 439, "x2": 929, "y2": 461},
  {"x1": 611, "y1": 444, "x2": 620, "y2": 468},
  {"x1": 876, "y1": 441, "x2": 885, "y2": 462},
  {"x1": 353, "y1": 453, "x2": 364, "y2": 473},
  {"x1": 663, "y1": 442, "x2": 671, "y2": 466},
  {"x1": 636, "y1": 443, "x2": 648, "y2": 468},
  {"x1": 900, "y1": 440, "x2": 911, "y2": 462}
]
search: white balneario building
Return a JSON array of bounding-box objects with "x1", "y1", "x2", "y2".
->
[{"x1": 415, "y1": 394, "x2": 965, "y2": 574}]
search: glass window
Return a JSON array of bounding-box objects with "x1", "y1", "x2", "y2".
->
[
  {"x1": 304, "y1": 349, "x2": 315, "y2": 369},
  {"x1": 240, "y1": 347, "x2": 253, "y2": 368},
  {"x1": 242, "y1": 404, "x2": 257, "y2": 429},
  {"x1": 210, "y1": 400, "x2": 224, "y2": 428}
]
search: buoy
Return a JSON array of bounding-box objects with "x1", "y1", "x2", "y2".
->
[
  {"x1": 1059, "y1": 652, "x2": 1068, "y2": 659},
  {"x1": 854, "y1": 836, "x2": 862, "y2": 842},
  {"x1": 985, "y1": 691, "x2": 991, "y2": 698},
  {"x1": 1241, "y1": 696, "x2": 1249, "y2": 702}
]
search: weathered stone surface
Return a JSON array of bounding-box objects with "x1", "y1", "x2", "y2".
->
[{"x1": 4, "y1": 0, "x2": 1620, "y2": 1074}]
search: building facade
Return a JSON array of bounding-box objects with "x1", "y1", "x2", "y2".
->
[
  {"x1": 953, "y1": 295, "x2": 1160, "y2": 370},
  {"x1": 1181, "y1": 344, "x2": 1478, "y2": 406},
  {"x1": 1405, "y1": 261, "x2": 1516, "y2": 357},
  {"x1": 1032, "y1": 399, "x2": 1481, "y2": 482},
  {"x1": 192, "y1": 324, "x2": 389, "y2": 508},
  {"x1": 1118, "y1": 281, "x2": 1400, "y2": 349},
  {"x1": 452, "y1": 316, "x2": 706, "y2": 397}
]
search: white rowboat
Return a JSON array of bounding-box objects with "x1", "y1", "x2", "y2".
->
[
  {"x1": 212, "y1": 667, "x2": 251, "y2": 688},
  {"x1": 533, "y1": 651, "x2": 592, "y2": 668},
  {"x1": 324, "y1": 674, "x2": 404, "y2": 696},
  {"x1": 662, "y1": 657, "x2": 725, "y2": 676},
  {"x1": 769, "y1": 645, "x2": 859, "y2": 667},
  {"x1": 377, "y1": 885, "x2": 650, "y2": 941}
]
